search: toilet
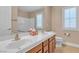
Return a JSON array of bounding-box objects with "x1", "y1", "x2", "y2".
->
[{"x1": 56, "y1": 36, "x2": 64, "y2": 47}]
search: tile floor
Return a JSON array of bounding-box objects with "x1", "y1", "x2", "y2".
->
[{"x1": 55, "y1": 45, "x2": 79, "y2": 53}]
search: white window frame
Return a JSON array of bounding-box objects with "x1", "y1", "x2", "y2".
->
[{"x1": 62, "y1": 7, "x2": 79, "y2": 31}]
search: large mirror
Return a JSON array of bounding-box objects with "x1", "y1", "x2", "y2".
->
[
  {"x1": 0, "y1": 6, "x2": 52, "y2": 41},
  {"x1": 17, "y1": 6, "x2": 44, "y2": 33}
]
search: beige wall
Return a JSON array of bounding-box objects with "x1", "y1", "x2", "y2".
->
[
  {"x1": 43, "y1": 7, "x2": 52, "y2": 31},
  {"x1": 29, "y1": 7, "x2": 52, "y2": 31},
  {"x1": 18, "y1": 9, "x2": 29, "y2": 18},
  {"x1": 52, "y1": 6, "x2": 79, "y2": 44},
  {"x1": 11, "y1": 6, "x2": 18, "y2": 33},
  {"x1": 11, "y1": 7, "x2": 31, "y2": 33}
]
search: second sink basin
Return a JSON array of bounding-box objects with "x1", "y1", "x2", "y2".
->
[{"x1": 6, "y1": 39, "x2": 27, "y2": 49}]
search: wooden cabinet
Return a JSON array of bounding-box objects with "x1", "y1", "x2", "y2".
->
[
  {"x1": 48, "y1": 35, "x2": 56, "y2": 53},
  {"x1": 43, "y1": 45, "x2": 48, "y2": 53},
  {"x1": 48, "y1": 40, "x2": 53, "y2": 53},
  {"x1": 27, "y1": 43, "x2": 42, "y2": 53},
  {"x1": 42, "y1": 40, "x2": 48, "y2": 53},
  {"x1": 52, "y1": 39, "x2": 56, "y2": 52},
  {"x1": 27, "y1": 35, "x2": 56, "y2": 53}
]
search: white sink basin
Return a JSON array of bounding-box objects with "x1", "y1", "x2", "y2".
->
[{"x1": 6, "y1": 39, "x2": 27, "y2": 49}]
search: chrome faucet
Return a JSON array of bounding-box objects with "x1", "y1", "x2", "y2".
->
[{"x1": 15, "y1": 33, "x2": 20, "y2": 41}]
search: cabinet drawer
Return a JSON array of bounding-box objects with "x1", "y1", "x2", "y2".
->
[
  {"x1": 27, "y1": 43, "x2": 42, "y2": 53},
  {"x1": 43, "y1": 40, "x2": 48, "y2": 47}
]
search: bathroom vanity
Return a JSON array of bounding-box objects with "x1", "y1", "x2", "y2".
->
[
  {"x1": 0, "y1": 32, "x2": 56, "y2": 53},
  {"x1": 27, "y1": 35, "x2": 56, "y2": 53}
]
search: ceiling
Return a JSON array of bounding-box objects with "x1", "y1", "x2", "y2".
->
[{"x1": 18, "y1": 6, "x2": 43, "y2": 12}]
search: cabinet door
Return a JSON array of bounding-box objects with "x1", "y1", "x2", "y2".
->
[
  {"x1": 43, "y1": 40, "x2": 48, "y2": 47},
  {"x1": 43, "y1": 45, "x2": 48, "y2": 53},
  {"x1": 49, "y1": 41, "x2": 53, "y2": 53},
  {"x1": 52, "y1": 39, "x2": 56, "y2": 52},
  {"x1": 48, "y1": 35, "x2": 56, "y2": 53},
  {"x1": 42, "y1": 40, "x2": 48, "y2": 53}
]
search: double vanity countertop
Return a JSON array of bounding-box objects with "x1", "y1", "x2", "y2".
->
[{"x1": 0, "y1": 32, "x2": 56, "y2": 53}]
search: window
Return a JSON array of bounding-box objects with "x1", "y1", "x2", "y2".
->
[
  {"x1": 63, "y1": 8, "x2": 77, "y2": 30},
  {"x1": 36, "y1": 13, "x2": 43, "y2": 29}
]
